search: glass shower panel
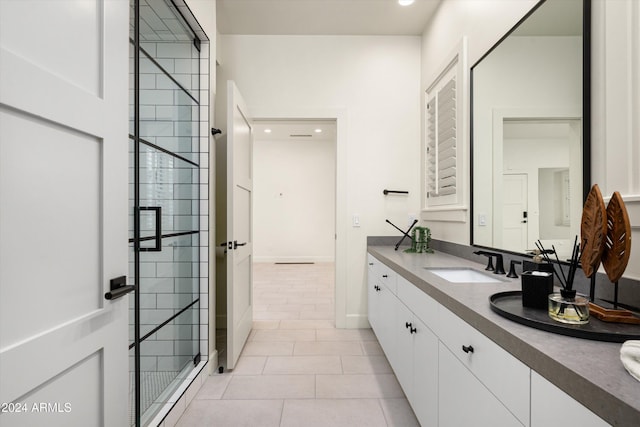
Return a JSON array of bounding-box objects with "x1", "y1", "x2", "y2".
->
[
  {"x1": 138, "y1": 233, "x2": 199, "y2": 338},
  {"x1": 139, "y1": 52, "x2": 200, "y2": 164},
  {"x1": 129, "y1": 0, "x2": 202, "y2": 425},
  {"x1": 138, "y1": 303, "x2": 200, "y2": 426},
  {"x1": 138, "y1": 146, "x2": 198, "y2": 237},
  {"x1": 135, "y1": 116, "x2": 199, "y2": 424}
]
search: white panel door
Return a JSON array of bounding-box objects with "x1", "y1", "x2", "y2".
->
[
  {"x1": 226, "y1": 81, "x2": 253, "y2": 369},
  {"x1": 0, "y1": 1, "x2": 129, "y2": 426}
]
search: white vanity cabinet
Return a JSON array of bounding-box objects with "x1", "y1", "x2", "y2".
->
[
  {"x1": 396, "y1": 276, "x2": 439, "y2": 426},
  {"x1": 437, "y1": 306, "x2": 530, "y2": 426},
  {"x1": 367, "y1": 252, "x2": 618, "y2": 427},
  {"x1": 438, "y1": 342, "x2": 525, "y2": 427},
  {"x1": 367, "y1": 256, "x2": 382, "y2": 334},
  {"x1": 395, "y1": 302, "x2": 439, "y2": 426},
  {"x1": 531, "y1": 372, "x2": 608, "y2": 427},
  {"x1": 367, "y1": 256, "x2": 438, "y2": 426},
  {"x1": 367, "y1": 254, "x2": 397, "y2": 363},
  {"x1": 368, "y1": 255, "x2": 529, "y2": 427}
]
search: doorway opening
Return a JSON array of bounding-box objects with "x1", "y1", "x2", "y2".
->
[
  {"x1": 252, "y1": 119, "x2": 336, "y2": 264},
  {"x1": 214, "y1": 118, "x2": 338, "y2": 371}
]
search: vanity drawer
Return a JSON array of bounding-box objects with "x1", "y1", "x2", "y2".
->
[
  {"x1": 377, "y1": 262, "x2": 397, "y2": 294},
  {"x1": 367, "y1": 254, "x2": 378, "y2": 272},
  {"x1": 438, "y1": 306, "x2": 530, "y2": 426},
  {"x1": 397, "y1": 275, "x2": 439, "y2": 331}
]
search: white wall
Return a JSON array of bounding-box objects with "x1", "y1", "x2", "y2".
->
[
  {"x1": 253, "y1": 136, "x2": 336, "y2": 262},
  {"x1": 591, "y1": 0, "x2": 640, "y2": 280},
  {"x1": 217, "y1": 35, "x2": 422, "y2": 327},
  {"x1": 421, "y1": 0, "x2": 640, "y2": 281}
]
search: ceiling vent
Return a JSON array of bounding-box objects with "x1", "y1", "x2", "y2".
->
[{"x1": 289, "y1": 134, "x2": 313, "y2": 138}]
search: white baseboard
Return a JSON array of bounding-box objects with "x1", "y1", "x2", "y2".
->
[
  {"x1": 254, "y1": 256, "x2": 335, "y2": 263},
  {"x1": 344, "y1": 313, "x2": 371, "y2": 329}
]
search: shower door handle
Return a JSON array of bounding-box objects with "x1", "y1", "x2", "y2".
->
[{"x1": 140, "y1": 206, "x2": 162, "y2": 252}]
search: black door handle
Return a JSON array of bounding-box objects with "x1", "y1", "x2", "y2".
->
[
  {"x1": 139, "y1": 206, "x2": 162, "y2": 252},
  {"x1": 234, "y1": 240, "x2": 247, "y2": 249},
  {"x1": 105, "y1": 276, "x2": 135, "y2": 300}
]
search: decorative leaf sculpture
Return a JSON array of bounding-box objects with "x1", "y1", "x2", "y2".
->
[
  {"x1": 580, "y1": 184, "x2": 607, "y2": 278},
  {"x1": 602, "y1": 191, "x2": 632, "y2": 283}
]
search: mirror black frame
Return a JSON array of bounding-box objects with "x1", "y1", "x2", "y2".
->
[{"x1": 469, "y1": 0, "x2": 591, "y2": 256}]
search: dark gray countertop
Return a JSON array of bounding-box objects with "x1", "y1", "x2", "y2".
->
[{"x1": 367, "y1": 245, "x2": 640, "y2": 426}]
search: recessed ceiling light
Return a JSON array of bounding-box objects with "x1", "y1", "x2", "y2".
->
[
  {"x1": 314, "y1": 128, "x2": 322, "y2": 133},
  {"x1": 264, "y1": 128, "x2": 272, "y2": 133},
  {"x1": 398, "y1": 0, "x2": 414, "y2": 5}
]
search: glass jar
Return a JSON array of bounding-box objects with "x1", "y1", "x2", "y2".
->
[{"x1": 548, "y1": 289, "x2": 589, "y2": 324}]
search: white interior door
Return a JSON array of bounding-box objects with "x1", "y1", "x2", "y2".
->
[
  {"x1": 0, "y1": 1, "x2": 129, "y2": 426},
  {"x1": 502, "y1": 174, "x2": 528, "y2": 253},
  {"x1": 226, "y1": 81, "x2": 254, "y2": 369}
]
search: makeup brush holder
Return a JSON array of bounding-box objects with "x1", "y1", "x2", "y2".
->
[
  {"x1": 548, "y1": 289, "x2": 590, "y2": 325},
  {"x1": 521, "y1": 271, "x2": 553, "y2": 309}
]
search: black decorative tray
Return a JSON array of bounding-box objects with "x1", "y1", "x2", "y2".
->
[{"x1": 489, "y1": 291, "x2": 640, "y2": 343}]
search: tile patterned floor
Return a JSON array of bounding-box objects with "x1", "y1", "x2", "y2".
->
[{"x1": 177, "y1": 262, "x2": 419, "y2": 426}]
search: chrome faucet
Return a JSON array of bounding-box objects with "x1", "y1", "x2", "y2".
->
[{"x1": 473, "y1": 251, "x2": 506, "y2": 275}]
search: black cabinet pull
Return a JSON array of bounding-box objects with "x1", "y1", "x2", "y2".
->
[
  {"x1": 369, "y1": 262, "x2": 374, "y2": 266},
  {"x1": 404, "y1": 322, "x2": 416, "y2": 333},
  {"x1": 382, "y1": 274, "x2": 388, "y2": 278},
  {"x1": 462, "y1": 345, "x2": 474, "y2": 354}
]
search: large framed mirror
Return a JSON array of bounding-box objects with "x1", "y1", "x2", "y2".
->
[{"x1": 471, "y1": 0, "x2": 590, "y2": 260}]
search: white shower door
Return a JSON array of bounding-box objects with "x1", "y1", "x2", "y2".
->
[{"x1": 0, "y1": 1, "x2": 130, "y2": 426}]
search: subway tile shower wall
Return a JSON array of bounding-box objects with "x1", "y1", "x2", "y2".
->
[{"x1": 128, "y1": 39, "x2": 210, "y2": 373}]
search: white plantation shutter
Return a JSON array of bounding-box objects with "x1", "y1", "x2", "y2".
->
[{"x1": 426, "y1": 63, "x2": 459, "y2": 206}]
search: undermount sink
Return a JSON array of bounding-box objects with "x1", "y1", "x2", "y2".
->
[{"x1": 425, "y1": 267, "x2": 504, "y2": 283}]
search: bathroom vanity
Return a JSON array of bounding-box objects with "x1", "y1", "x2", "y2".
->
[{"x1": 367, "y1": 245, "x2": 640, "y2": 426}]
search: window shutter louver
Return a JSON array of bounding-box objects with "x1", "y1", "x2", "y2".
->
[{"x1": 426, "y1": 68, "x2": 458, "y2": 204}]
